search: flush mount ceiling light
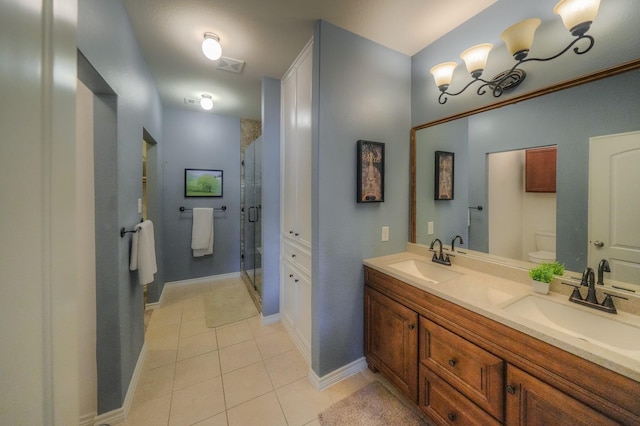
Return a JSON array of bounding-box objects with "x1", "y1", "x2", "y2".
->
[
  {"x1": 200, "y1": 94, "x2": 213, "y2": 110},
  {"x1": 430, "y1": 0, "x2": 600, "y2": 104},
  {"x1": 202, "y1": 32, "x2": 222, "y2": 60}
]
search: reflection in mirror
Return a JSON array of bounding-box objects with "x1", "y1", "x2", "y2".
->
[{"x1": 411, "y1": 63, "x2": 640, "y2": 289}]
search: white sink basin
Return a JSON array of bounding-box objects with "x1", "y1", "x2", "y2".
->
[
  {"x1": 388, "y1": 259, "x2": 462, "y2": 284},
  {"x1": 503, "y1": 295, "x2": 640, "y2": 359}
]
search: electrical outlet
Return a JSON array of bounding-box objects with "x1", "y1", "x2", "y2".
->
[
  {"x1": 428, "y1": 222, "x2": 434, "y2": 235},
  {"x1": 381, "y1": 226, "x2": 389, "y2": 242}
]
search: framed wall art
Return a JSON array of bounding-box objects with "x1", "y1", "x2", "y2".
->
[
  {"x1": 184, "y1": 169, "x2": 223, "y2": 197},
  {"x1": 357, "y1": 140, "x2": 385, "y2": 203},
  {"x1": 434, "y1": 151, "x2": 454, "y2": 200}
]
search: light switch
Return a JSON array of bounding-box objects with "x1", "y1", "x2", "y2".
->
[
  {"x1": 381, "y1": 226, "x2": 389, "y2": 242},
  {"x1": 428, "y1": 221, "x2": 434, "y2": 235}
]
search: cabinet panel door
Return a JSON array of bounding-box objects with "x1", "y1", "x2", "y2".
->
[
  {"x1": 505, "y1": 364, "x2": 618, "y2": 426},
  {"x1": 295, "y1": 47, "x2": 313, "y2": 246},
  {"x1": 295, "y1": 270, "x2": 312, "y2": 356},
  {"x1": 419, "y1": 364, "x2": 500, "y2": 426},
  {"x1": 281, "y1": 71, "x2": 297, "y2": 239},
  {"x1": 280, "y1": 261, "x2": 297, "y2": 331},
  {"x1": 420, "y1": 317, "x2": 504, "y2": 420},
  {"x1": 364, "y1": 286, "x2": 418, "y2": 401}
]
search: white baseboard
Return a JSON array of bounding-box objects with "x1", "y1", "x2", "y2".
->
[
  {"x1": 91, "y1": 342, "x2": 147, "y2": 426},
  {"x1": 79, "y1": 411, "x2": 96, "y2": 426},
  {"x1": 261, "y1": 312, "x2": 280, "y2": 325},
  {"x1": 307, "y1": 357, "x2": 368, "y2": 391}
]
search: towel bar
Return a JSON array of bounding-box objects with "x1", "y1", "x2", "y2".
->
[
  {"x1": 179, "y1": 205, "x2": 226, "y2": 212},
  {"x1": 120, "y1": 227, "x2": 138, "y2": 238}
]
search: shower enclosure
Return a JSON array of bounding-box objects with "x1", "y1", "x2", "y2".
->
[{"x1": 241, "y1": 136, "x2": 262, "y2": 303}]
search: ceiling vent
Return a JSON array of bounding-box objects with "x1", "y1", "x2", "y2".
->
[
  {"x1": 217, "y1": 56, "x2": 245, "y2": 73},
  {"x1": 183, "y1": 97, "x2": 199, "y2": 105}
]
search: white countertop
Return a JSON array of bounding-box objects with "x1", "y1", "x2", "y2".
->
[{"x1": 364, "y1": 250, "x2": 640, "y2": 382}]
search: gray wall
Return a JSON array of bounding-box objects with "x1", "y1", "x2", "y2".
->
[
  {"x1": 312, "y1": 21, "x2": 411, "y2": 377},
  {"x1": 261, "y1": 77, "x2": 281, "y2": 317},
  {"x1": 411, "y1": 0, "x2": 640, "y2": 126},
  {"x1": 78, "y1": 0, "x2": 164, "y2": 413},
  {"x1": 162, "y1": 108, "x2": 241, "y2": 282}
]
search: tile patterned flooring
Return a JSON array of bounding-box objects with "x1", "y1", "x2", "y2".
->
[{"x1": 123, "y1": 277, "x2": 379, "y2": 426}]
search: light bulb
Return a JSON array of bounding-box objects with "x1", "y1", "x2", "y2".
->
[
  {"x1": 460, "y1": 43, "x2": 493, "y2": 78},
  {"x1": 202, "y1": 32, "x2": 222, "y2": 60},
  {"x1": 200, "y1": 94, "x2": 213, "y2": 110}
]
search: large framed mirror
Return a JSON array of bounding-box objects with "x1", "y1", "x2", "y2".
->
[{"x1": 411, "y1": 59, "x2": 640, "y2": 290}]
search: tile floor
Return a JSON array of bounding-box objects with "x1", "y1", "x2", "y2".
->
[{"x1": 123, "y1": 277, "x2": 386, "y2": 426}]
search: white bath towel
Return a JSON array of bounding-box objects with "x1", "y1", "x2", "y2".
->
[
  {"x1": 191, "y1": 208, "x2": 214, "y2": 257},
  {"x1": 129, "y1": 220, "x2": 158, "y2": 285}
]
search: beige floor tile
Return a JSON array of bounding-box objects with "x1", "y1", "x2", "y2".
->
[
  {"x1": 180, "y1": 316, "x2": 210, "y2": 339},
  {"x1": 276, "y1": 377, "x2": 332, "y2": 426},
  {"x1": 134, "y1": 363, "x2": 175, "y2": 404},
  {"x1": 120, "y1": 394, "x2": 171, "y2": 426},
  {"x1": 149, "y1": 304, "x2": 183, "y2": 328},
  {"x1": 323, "y1": 372, "x2": 372, "y2": 403},
  {"x1": 182, "y1": 298, "x2": 206, "y2": 322},
  {"x1": 146, "y1": 322, "x2": 180, "y2": 346},
  {"x1": 177, "y1": 330, "x2": 217, "y2": 361},
  {"x1": 255, "y1": 329, "x2": 295, "y2": 360},
  {"x1": 184, "y1": 282, "x2": 211, "y2": 296},
  {"x1": 247, "y1": 315, "x2": 284, "y2": 338},
  {"x1": 264, "y1": 348, "x2": 309, "y2": 389},
  {"x1": 174, "y1": 351, "x2": 221, "y2": 391},
  {"x1": 227, "y1": 392, "x2": 287, "y2": 426},
  {"x1": 216, "y1": 321, "x2": 253, "y2": 348},
  {"x1": 169, "y1": 377, "x2": 225, "y2": 426},
  {"x1": 144, "y1": 346, "x2": 178, "y2": 370},
  {"x1": 219, "y1": 339, "x2": 262, "y2": 373},
  {"x1": 222, "y1": 362, "x2": 274, "y2": 409},
  {"x1": 191, "y1": 411, "x2": 228, "y2": 426},
  {"x1": 303, "y1": 419, "x2": 321, "y2": 426}
]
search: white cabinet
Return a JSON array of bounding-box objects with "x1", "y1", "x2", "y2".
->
[
  {"x1": 280, "y1": 39, "x2": 313, "y2": 363},
  {"x1": 281, "y1": 39, "x2": 312, "y2": 247}
]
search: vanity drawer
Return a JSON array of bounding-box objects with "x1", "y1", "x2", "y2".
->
[
  {"x1": 282, "y1": 241, "x2": 311, "y2": 273},
  {"x1": 420, "y1": 316, "x2": 504, "y2": 421},
  {"x1": 419, "y1": 364, "x2": 500, "y2": 426}
]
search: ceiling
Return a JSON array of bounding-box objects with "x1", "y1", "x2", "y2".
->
[{"x1": 123, "y1": 0, "x2": 497, "y2": 120}]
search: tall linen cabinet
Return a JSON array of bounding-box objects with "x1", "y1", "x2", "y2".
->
[{"x1": 280, "y1": 39, "x2": 313, "y2": 363}]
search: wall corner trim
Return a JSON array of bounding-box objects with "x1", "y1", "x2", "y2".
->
[{"x1": 307, "y1": 357, "x2": 368, "y2": 391}]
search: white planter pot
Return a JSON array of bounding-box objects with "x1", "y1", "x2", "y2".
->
[{"x1": 532, "y1": 280, "x2": 550, "y2": 295}]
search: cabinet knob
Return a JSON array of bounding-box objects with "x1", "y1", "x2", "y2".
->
[
  {"x1": 447, "y1": 413, "x2": 456, "y2": 422},
  {"x1": 408, "y1": 324, "x2": 415, "y2": 330},
  {"x1": 448, "y1": 359, "x2": 457, "y2": 367},
  {"x1": 294, "y1": 279, "x2": 299, "y2": 283},
  {"x1": 289, "y1": 230, "x2": 294, "y2": 234},
  {"x1": 295, "y1": 232, "x2": 300, "y2": 237},
  {"x1": 506, "y1": 384, "x2": 516, "y2": 395},
  {"x1": 289, "y1": 274, "x2": 294, "y2": 278},
  {"x1": 291, "y1": 254, "x2": 296, "y2": 258}
]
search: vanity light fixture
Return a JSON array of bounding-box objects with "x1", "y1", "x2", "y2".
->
[
  {"x1": 429, "y1": 0, "x2": 600, "y2": 104},
  {"x1": 200, "y1": 94, "x2": 213, "y2": 110},
  {"x1": 202, "y1": 32, "x2": 222, "y2": 60}
]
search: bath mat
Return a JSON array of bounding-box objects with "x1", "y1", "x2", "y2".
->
[
  {"x1": 204, "y1": 285, "x2": 258, "y2": 328},
  {"x1": 318, "y1": 381, "x2": 428, "y2": 426}
]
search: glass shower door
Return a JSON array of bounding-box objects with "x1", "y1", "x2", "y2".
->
[{"x1": 242, "y1": 137, "x2": 262, "y2": 298}]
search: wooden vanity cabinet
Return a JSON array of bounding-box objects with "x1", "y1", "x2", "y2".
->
[
  {"x1": 364, "y1": 286, "x2": 418, "y2": 401},
  {"x1": 363, "y1": 266, "x2": 640, "y2": 425},
  {"x1": 505, "y1": 364, "x2": 618, "y2": 426}
]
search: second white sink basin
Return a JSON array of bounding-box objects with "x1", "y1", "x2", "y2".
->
[
  {"x1": 388, "y1": 259, "x2": 462, "y2": 284},
  {"x1": 503, "y1": 295, "x2": 640, "y2": 359}
]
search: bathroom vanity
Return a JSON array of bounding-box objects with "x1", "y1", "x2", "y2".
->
[{"x1": 364, "y1": 249, "x2": 640, "y2": 425}]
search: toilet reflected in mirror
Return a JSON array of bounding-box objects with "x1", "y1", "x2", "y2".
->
[{"x1": 528, "y1": 231, "x2": 556, "y2": 264}]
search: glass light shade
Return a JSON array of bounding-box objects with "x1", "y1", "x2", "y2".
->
[
  {"x1": 500, "y1": 18, "x2": 541, "y2": 61},
  {"x1": 430, "y1": 62, "x2": 458, "y2": 90},
  {"x1": 202, "y1": 33, "x2": 222, "y2": 60},
  {"x1": 460, "y1": 43, "x2": 493, "y2": 78},
  {"x1": 200, "y1": 94, "x2": 213, "y2": 110},
  {"x1": 554, "y1": 0, "x2": 600, "y2": 36}
]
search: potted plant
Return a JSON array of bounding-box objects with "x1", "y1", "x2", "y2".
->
[{"x1": 529, "y1": 262, "x2": 564, "y2": 294}]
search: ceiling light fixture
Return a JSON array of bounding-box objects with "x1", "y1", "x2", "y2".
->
[
  {"x1": 202, "y1": 32, "x2": 222, "y2": 60},
  {"x1": 200, "y1": 94, "x2": 213, "y2": 110},
  {"x1": 429, "y1": 0, "x2": 600, "y2": 105}
]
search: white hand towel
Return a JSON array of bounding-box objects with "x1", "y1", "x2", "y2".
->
[
  {"x1": 129, "y1": 220, "x2": 158, "y2": 285},
  {"x1": 191, "y1": 208, "x2": 214, "y2": 257}
]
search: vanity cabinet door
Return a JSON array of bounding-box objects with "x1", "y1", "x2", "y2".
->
[
  {"x1": 419, "y1": 364, "x2": 501, "y2": 426},
  {"x1": 364, "y1": 286, "x2": 418, "y2": 402},
  {"x1": 505, "y1": 364, "x2": 618, "y2": 426},
  {"x1": 420, "y1": 316, "x2": 504, "y2": 420}
]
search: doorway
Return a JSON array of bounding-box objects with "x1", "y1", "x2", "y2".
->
[{"x1": 242, "y1": 136, "x2": 263, "y2": 304}]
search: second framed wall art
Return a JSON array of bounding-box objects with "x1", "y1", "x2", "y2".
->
[{"x1": 357, "y1": 140, "x2": 385, "y2": 203}]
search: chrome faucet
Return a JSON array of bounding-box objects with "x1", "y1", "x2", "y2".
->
[
  {"x1": 429, "y1": 238, "x2": 451, "y2": 266},
  {"x1": 597, "y1": 259, "x2": 610, "y2": 285},
  {"x1": 451, "y1": 235, "x2": 464, "y2": 252}
]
